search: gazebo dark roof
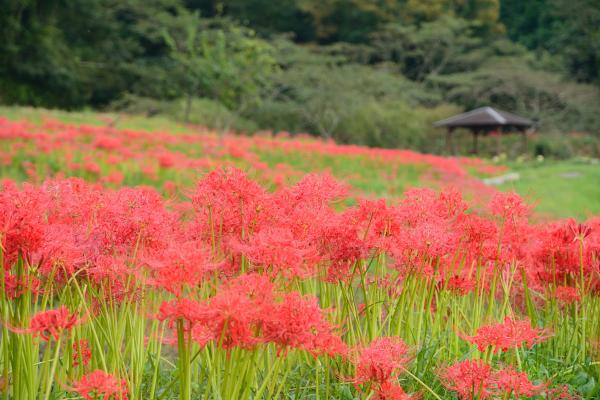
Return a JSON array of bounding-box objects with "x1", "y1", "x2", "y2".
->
[
  {"x1": 433, "y1": 106, "x2": 533, "y2": 129},
  {"x1": 434, "y1": 107, "x2": 535, "y2": 154}
]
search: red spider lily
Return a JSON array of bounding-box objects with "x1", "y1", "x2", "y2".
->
[
  {"x1": 374, "y1": 381, "x2": 417, "y2": 400},
  {"x1": 570, "y1": 222, "x2": 592, "y2": 242},
  {"x1": 145, "y1": 240, "x2": 216, "y2": 297},
  {"x1": 156, "y1": 298, "x2": 205, "y2": 333},
  {"x1": 185, "y1": 273, "x2": 275, "y2": 349},
  {"x1": 0, "y1": 179, "x2": 47, "y2": 267},
  {"x1": 10, "y1": 306, "x2": 83, "y2": 341},
  {"x1": 70, "y1": 370, "x2": 128, "y2": 400},
  {"x1": 492, "y1": 366, "x2": 545, "y2": 398},
  {"x1": 489, "y1": 192, "x2": 530, "y2": 221},
  {"x1": 439, "y1": 359, "x2": 494, "y2": 400},
  {"x1": 191, "y1": 167, "x2": 267, "y2": 247},
  {"x1": 353, "y1": 337, "x2": 411, "y2": 385},
  {"x1": 462, "y1": 317, "x2": 549, "y2": 353},
  {"x1": 539, "y1": 217, "x2": 599, "y2": 286},
  {"x1": 318, "y1": 215, "x2": 372, "y2": 282},
  {"x1": 554, "y1": 286, "x2": 581, "y2": 304},
  {"x1": 233, "y1": 227, "x2": 321, "y2": 279},
  {"x1": 443, "y1": 275, "x2": 476, "y2": 296},
  {"x1": 282, "y1": 172, "x2": 348, "y2": 207},
  {"x1": 456, "y1": 213, "x2": 497, "y2": 261},
  {"x1": 197, "y1": 285, "x2": 264, "y2": 349},
  {"x1": 157, "y1": 274, "x2": 273, "y2": 349},
  {"x1": 95, "y1": 186, "x2": 177, "y2": 257},
  {"x1": 84, "y1": 161, "x2": 101, "y2": 175},
  {"x1": 341, "y1": 199, "x2": 393, "y2": 251},
  {"x1": 86, "y1": 255, "x2": 134, "y2": 287},
  {"x1": 73, "y1": 338, "x2": 92, "y2": 368},
  {"x1": 263, "y1": 292, "x2": 346, "y2": 356},
  {"x1": 222, "y1": 273, "x2": 278, "y2": 314},
  {"x1": 102, "y1": 171, "x2": 124, "y2": 186},
  {"x1": 2, "y1": 272, "x2": 41, "y2": 299}
]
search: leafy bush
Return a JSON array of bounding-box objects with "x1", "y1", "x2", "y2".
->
[{"x1": 111, "y1": 94, "x2": 259, "y2": 133}]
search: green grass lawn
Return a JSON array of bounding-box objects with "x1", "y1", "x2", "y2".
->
[
  {"x1": 498, "y1": 159, "x2": 600, "y2": 220},
  {"x1": 0, "y1": 105, "x2": 193, "y2": 132}
]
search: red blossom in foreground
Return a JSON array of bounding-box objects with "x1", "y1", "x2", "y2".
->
[
  {"x1": 569, "y1": 222, "x2": 592, "y2": 242},
  {"x1": 0, "y1": 180, "x2": 47, "y2": 266},
  {"x1": 156, "y1": 298, "x2": 204, "y2": 332},
  {"x1": 554, "y1": 286, "x2": 580, "y2": 305},
  {"x1": 375, "y1": 381, "x2": 417, "y2": 400},
  {"x1": 11, "y1": 306, "x2": 82, "y2": 341},
  {"x1": 199, "y1": 285, "x2": 264, "y2": 349},
  {"x1": 70, "y1": 370, "x2": 128, "y2": 400},
  {"x1": 156, "y1": 274, "x2": 345, "y2": 355},
  {"x1": 492, "y1": 366, "x2": 545, "y2": 398},
  {"x1": 263, "y1": 292, "x2": 347, "y2": 357},
  {"x1": 146, "y1": 240, "x2": 215, "y2": 297},
  {"x1": 489, "y1": 192, "x2": 530, "y2": 220},
  {"x1": 443, "y1": 275, "x2": 476, "y2": 296},
  {"x1": 2, "y1": 272, "x2": 41, "y2": 299},
  {"x1": 439, "y1": 360, "x2": 494, "y2": 400},
  {"x1": 354, "y1": 337, "x2": 411, "y2": 385},
  {"x1": 233, "y1": 227, "x2": 321, "y2": 279},
  {"x1": 462, "y1": 317, "x2": 548, "y2": 353}
]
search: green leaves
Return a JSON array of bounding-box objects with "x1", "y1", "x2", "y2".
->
[{"x1": 162, "y1": 15, "x2": 278, "y2": 126}]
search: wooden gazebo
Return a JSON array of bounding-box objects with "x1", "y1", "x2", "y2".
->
[{"x1": 434, "y1": 106, "x2": 534, "y2": 154}]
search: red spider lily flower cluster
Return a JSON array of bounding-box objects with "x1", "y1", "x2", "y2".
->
[
  {"x1": 570, "y1": 222, "x2": 592, "y2": 242},
  {"x1": 462, "y1": 317, "x2": 549, "y2": 353},
  {"x1": 374, "y1": 381, "x2": 417, "y2": 400},
  {"x1": 70, "y1": 370, "x2": 128, "y2": 400},
  {"x1": 352, "y1": 337, "x2": 417, "y2": 399},
  {"x1": 0, "y1": 117, "x2": 505, "y2": 201},
  {"x1": 530, "y1": 218, "x2": 600, "y2": 291},
  {"x1": 553, "y1": 286, "x2": 581, "y2": 305},
  {"x1": 493, "y1": 366, "x2": 545, "y2": 398},
  {"x1": 10, "y1": 306, "x2": 82, "y2": 341},
  {"x1": 1, "y1": 168, "x2": 597, "y2": 299},
  {"x1": 439, "y1": 360, "x2": 494, "y2": 400},
  {"x1": 0, "y1": 156, "x2": 597, "y2": 398},
  {"x1": 157, "y1": 274, "x2": 346, "y2": 355},
  {"x1": 440, "y1": 360, "x2": 545, "y2": 400},
  {"x1": 353, "y1": 337, "x2": 411, "y2": 385}
]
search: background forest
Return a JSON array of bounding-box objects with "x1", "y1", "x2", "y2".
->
[{"x1": 1, "y1": 0, "x2": 599, "y2": 157}]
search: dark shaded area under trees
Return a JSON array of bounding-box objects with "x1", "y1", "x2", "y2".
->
[{"x1": 1, "y1": 0, "x2": 599, "y2": 157}]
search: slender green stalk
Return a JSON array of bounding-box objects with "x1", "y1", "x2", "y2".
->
[
  {"x1": 177, "y1": 319, "x2": 191, "y2": 400},
  {"x1": 42, "y1": 337, "x2": 61, "y2": 400}
]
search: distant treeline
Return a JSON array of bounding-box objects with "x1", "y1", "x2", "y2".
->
[{"x1": 1, "y1": 0, "x2": 599, "y2": 156}]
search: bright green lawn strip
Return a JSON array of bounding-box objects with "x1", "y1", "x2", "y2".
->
[
  {"x1": 0, "y1": 106, "x2": 193, "y2": 133},
  {"x1": 498, "y1": 160, "x2": 600, "y2": 220}
]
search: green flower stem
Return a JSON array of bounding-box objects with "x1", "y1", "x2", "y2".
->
[{"x1": 42, "y1": 336, "x2": 61, "y2": 400}]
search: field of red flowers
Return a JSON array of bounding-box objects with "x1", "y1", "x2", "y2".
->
[{"x1": 0, "y1": 116, "x2": 598, "y2": 399}]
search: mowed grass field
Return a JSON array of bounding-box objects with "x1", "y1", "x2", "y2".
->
[{"x1": 499, "y1": 160, "x2": 600, "y2": 220}]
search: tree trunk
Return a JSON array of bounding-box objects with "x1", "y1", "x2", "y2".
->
[{"x1": 184, "y1": 94, "x2": 192, "y2": 123}]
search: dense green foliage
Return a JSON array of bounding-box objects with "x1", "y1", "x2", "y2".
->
[{"x1": 1, "y1": 0, "x2": 599, "y2": 154}]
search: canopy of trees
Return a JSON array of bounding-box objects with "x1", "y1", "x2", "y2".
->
[{"x1": 1, "y1": 0, "x2": 599, "y2": 155}]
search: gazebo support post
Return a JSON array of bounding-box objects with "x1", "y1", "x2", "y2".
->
[
  {"x1": 495, "y1": 127, "x2": 502, "y2": 156},
  {"x1": 471, "y1": 130, "x2": 479, "y2": 154},
  {"x1": 446, "y1": 127, "x2": 455, "y2": 155},
  {"x1": 521, "y1": 130, "x2": 527, "y2": 154}
]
